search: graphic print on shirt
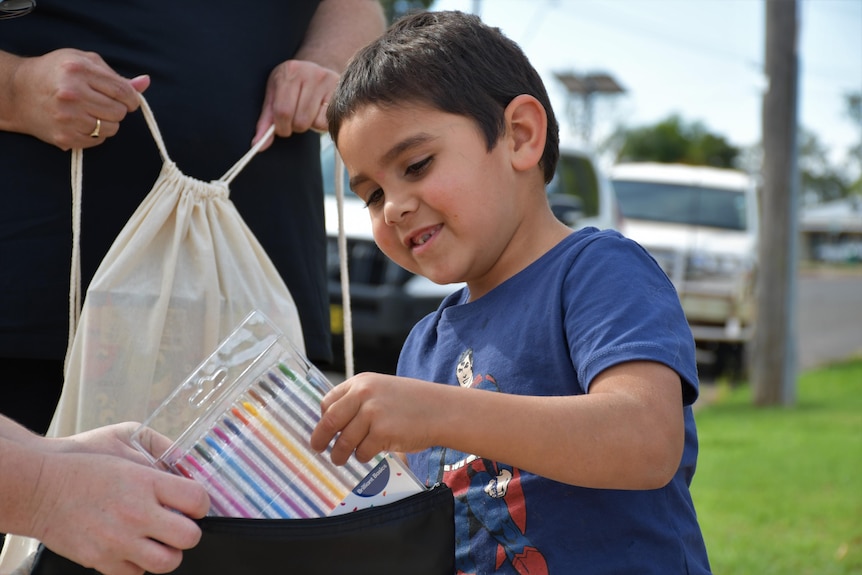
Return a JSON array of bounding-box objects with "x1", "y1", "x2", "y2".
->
[{"x1": 435, "y1": 348, "x2": 549, "y2": 575}]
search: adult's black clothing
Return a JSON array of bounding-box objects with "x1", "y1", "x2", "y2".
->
[{"x1": 0, "y1": 1, "x2": 332, "y2": 431}]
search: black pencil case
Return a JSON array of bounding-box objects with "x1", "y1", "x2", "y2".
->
[{"x1": 30, "y1": 482, "x2": 455, "y2": 574}]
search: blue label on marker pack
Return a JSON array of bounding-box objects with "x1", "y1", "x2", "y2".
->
[{"x1": 353, "y1": 459, "x2": 391, "y2": 497}]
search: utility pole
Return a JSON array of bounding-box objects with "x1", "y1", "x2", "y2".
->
[{"x1": 753, "y1": 0, "x2": 799, "y2": 406}]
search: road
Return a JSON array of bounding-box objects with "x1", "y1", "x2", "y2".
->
[{"x1": 796, "y1": 268, "x2": 862, "y2": 370}]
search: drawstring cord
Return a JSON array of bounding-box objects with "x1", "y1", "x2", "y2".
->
[
  {"x1": 334, "y1": 147, "x2": 354, "y2": 378},
  {"x1": 67, "y1": 149, "x2": 83, "y2": 368}
]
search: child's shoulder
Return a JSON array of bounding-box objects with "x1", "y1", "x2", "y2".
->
[
  {"x1": 551, "y1": 227, "x2": 661, "y2": 282},
  {"x1": 555, "y1": 226, "x2": 631, "y2": 257}
]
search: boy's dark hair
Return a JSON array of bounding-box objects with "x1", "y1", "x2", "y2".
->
[{"x1": 327, "y1": 10, "x2": 560, "y2": 183}]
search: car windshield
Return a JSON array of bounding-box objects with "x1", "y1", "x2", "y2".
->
[{"x1": 613, "y1": 180, "x2": 748, "y2": 231}]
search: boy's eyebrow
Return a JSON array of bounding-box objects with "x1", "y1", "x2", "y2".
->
[{"x1": 348, "y1": 132, "x2": 436, "y2": 191}]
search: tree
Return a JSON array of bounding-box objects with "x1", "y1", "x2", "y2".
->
[
  {"x1": 794, "y1": 92, "x2": 861, "y2": 202},
  {"x1": 725, "y1": 126, "x2": 854, "y2": 205},
  {"x1": 798, "y1": 128, "x2": 850, "y2": 203},
  {"x1": 614, "y1": 115, "x2": 740, "y2": 168},
  {"x1": 844, "y1": 91, "x2": 862, "y2": 196},
  {"x1": 378, "y1": 0, "x2": 435, "y2": 23}
]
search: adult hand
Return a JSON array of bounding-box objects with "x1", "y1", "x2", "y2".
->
[
  {"x1": 0, "y1": 48, "x2": 149, "y2": 150},
  {"x1": 47, "y1": 421, "x2": 172, "y2": 466},
  {"x1": 252, "y1": 59, "x2": 338, "y2": 150},
  {"x1": 29, "y1": 449, "x2": 209, "y2": 575}
]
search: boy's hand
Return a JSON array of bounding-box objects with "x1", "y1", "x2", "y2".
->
[{"x1": 311, "y1": 372, "x2": 443, "y2": 465}]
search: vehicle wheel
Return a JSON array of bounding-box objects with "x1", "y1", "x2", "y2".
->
[{"x1": 715, "y1": 342, "x2": 748, "y2": 384}]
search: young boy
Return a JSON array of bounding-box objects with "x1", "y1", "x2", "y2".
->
[{"x1": 311, "y1": 10, "x2": 711, "y2": 574}]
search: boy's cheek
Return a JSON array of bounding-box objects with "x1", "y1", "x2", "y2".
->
[{"x1": 375, "y1": 236, "x2": 404, "y2": 262}]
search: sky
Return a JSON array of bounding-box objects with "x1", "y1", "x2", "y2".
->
[{"x1": 430, "y1": 0, "x2": 862, "y2": 170}]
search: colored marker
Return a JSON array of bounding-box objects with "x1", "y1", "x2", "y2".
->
[
  {"x1": 277, "y1": 363, "x2": 328, "y2": 402},
  {"x1": 243, "y1": 390, "x2": 353, "y2": 499},
  {"x1": 231, "y1": 406, "x2": 330, "y2": 514},
  {"x1": 265, "y1": 370, "x2": 382, "y2": 479},
  {"x1": 266, "y1": 371, "x2": 320, "y2": 424},
  {"x1": 182, "y1": 453, "x2": 251, "y2": 517},
  {"x1": 203, "y1": 435, "x2": 290, "y2": 518},
  {"x1": 242, "y1": 401, "x2": 349, "y2": 505},
  {"x1": 212, "y1": 425, "x2": 308, "y2": 518},
  {"x1": 194, "y1": 442, "x2": 269, "y2": 518},
  {"x1": 239, "y1": 401, "x2": 347, "y2": 504},
  {"x1": 221, "y1": 416, "x2": 318, "y2": 518},
  {"x1": 254, "y1": 381, "x2": 366, "y2": 485},
  {"x1": 174, "y1": 460, "x2": 231, "y2": 517}
]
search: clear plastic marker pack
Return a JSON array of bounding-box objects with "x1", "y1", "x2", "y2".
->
[{"x1": 131, "y1": 310, "x2": 425, "y2": 519}]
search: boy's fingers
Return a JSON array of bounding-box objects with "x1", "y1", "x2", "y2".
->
[
  {"x1": 310, "y1": 408, "x2": 342, "y2": 453},
  {"x1": 310, "y1": 384, "x2": 354, "y2": 453},
  {"x1": 319, "y1": 378, "x2": 349, "y2": 412},
  {"x1": 326, "y1": 416, "x2": 371, "y2": 466}
]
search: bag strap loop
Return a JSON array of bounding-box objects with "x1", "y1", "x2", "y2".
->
[
  {"x1": 136, "y1": 94, "x2": 172, "y2": 164},
  {"x1": 219, "y1": 124, "x2": 276, "y2": 186}
]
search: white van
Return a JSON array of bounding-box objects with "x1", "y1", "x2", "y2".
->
[{"x1": 610, "y1": 162, "x2": 759, "y2": 377}]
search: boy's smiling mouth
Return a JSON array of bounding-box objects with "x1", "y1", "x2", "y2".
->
[{"x1": 408, "y1": 224, "x2": 443, "y2": 249}]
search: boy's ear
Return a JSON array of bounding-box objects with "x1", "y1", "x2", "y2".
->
[{"x1": 504, "y1": 94, "x2": 547, "y2": 173}]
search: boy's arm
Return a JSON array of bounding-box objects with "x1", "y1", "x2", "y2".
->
[
  {"x1": 442, "y1": 361, "x2": 686, "y2": 490},
  {"x1": 313, "y1": 360, "x2": 685, "y2": 490}
]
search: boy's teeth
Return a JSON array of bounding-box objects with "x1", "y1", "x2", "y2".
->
[{"x1": 416, "y1": 232, "x2": 431, "y2": 245}]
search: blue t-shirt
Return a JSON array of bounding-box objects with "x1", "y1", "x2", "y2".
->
[{"x1": 400, "y1": 228, "x2": 711, "y2": 574}]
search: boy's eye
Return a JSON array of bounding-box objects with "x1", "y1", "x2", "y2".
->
[
  {"x1": 361, "y1": 157, "x2": 432, "y2": 209},
  {"x1": 364, "y1": 188, "x2": 384, "y2": 208},
  {"x1": 405, "y1": 156, "x2": 432, "y2": 177}
]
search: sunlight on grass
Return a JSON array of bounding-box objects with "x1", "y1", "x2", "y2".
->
[{"x1": 692, "y1": 358, "x2": 862, "y2": 574}]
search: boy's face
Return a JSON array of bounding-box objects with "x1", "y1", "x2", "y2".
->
[{"x1": 336, "y1": 101, "x2": 549, "y2": 298}]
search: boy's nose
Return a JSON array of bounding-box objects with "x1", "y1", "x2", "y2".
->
[{"x1": 383, "y1": 192, "x2": 417, "y2": 225}]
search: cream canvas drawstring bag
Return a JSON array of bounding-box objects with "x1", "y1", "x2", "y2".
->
[
  {"x1": 0, "y1": 94, "x2": 304, "y2": 574},
  {"x1": 55, "y1": 94, "x2": 304, "y2": 435}
]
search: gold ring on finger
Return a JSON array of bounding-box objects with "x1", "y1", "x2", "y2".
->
[{"x1": 89, "y1": 118, "x2": 101, "y2": 138}]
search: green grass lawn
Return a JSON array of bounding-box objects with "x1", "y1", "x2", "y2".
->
[{"x1": 692, "y1": 358, "x2": 862, "y2": 574}]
